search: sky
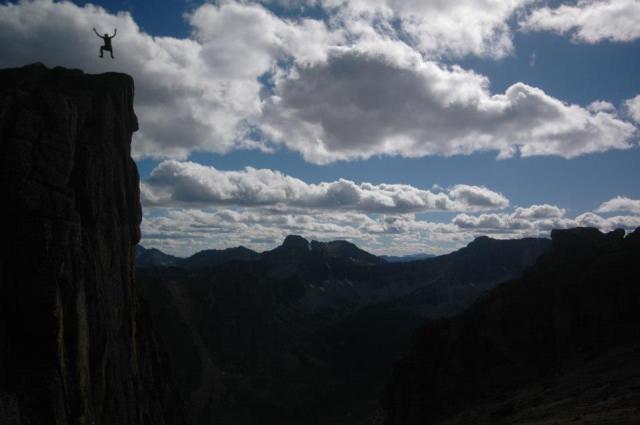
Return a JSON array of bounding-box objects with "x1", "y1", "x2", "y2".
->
[{"x1": 1, "y1": 0, "x2": 639, "y2": 256}]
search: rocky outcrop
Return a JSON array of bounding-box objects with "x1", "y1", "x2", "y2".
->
[
  {"x1": 382, "y1": 227, "x2": 640, "y2": 425},
  {"x1": 0, "y1": 63, "x2": 184, "y2": 425}
]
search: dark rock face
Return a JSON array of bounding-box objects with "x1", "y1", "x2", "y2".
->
[
  {"x1": 0, "y1": 64, "x2": 184, "y2": 425},
  {"x1": 382, "y1": 227, "x2": 640, "y2": 425}
]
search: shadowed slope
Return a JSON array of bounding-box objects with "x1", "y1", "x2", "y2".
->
[{"x1": 382, "y1": 227, "x2": 640, "y2": 425}]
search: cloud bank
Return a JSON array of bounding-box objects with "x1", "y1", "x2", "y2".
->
[
  {"x1": 142, "y1": 160, "x2": 509, "y2": 213},
  {"x1": 139, "y1": 163, "x2": 640, "y2": 257},
  {"x1": 142, "y1": 202, "x2": 640, "y2": 257},
  {"x1": 262, "y1": 49, "x2": 636, "y2": 163},
  {"x1": 521, "y1": 0, "x2": 640, "y2": 43},
  {"x1": 597, "y1": 196, "x2": 640, "y2": 214},
  {"x1": 0, "y1": 0, "x2": 637, "y2": 164}
]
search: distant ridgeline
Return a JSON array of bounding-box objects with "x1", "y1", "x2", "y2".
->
[
  {"x1": 0, "y1": 64, "x2": 185, "y2": 425},
  {"x1": 136, "y1": 243, "x2": 438, "y2": 269},
  {"x1": 137, "y1": 233, "x2": 550, "y2": 425}
]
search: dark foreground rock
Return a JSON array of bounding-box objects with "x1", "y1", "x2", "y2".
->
[
  {"x1": 0, "y1": 63, "x2": 185, "y2": 425},
  {"x1": 382, "y1": 227, "x2": 640, "y2": 425}
]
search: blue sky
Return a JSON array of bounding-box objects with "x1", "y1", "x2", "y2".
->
[{"x1": 2, "y1": 0, "x2": 639, "y2": 255}]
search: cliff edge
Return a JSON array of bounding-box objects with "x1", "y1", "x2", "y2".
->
[{"x1": 0, "y1": 63, "x2": 184, "y2": 425}]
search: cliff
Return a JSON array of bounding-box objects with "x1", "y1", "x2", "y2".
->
[
  {"x1": 382, "y1": 227, "x2": 640, "y2": 425},
  {"x1": 0, "y1": 63, "x2": 184, "y2": 425}
]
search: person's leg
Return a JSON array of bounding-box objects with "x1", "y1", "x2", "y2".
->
[
  {"x1": 99, "y1": 46, "x2": 104, "y2": 58},
  {"x1": 110, "y1": 49, "x2": 114, "y2": 59}
]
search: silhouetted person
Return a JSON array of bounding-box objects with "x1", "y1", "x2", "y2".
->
[{"x1": 94, "y1": 27, "x2": 116, "y2": 59}]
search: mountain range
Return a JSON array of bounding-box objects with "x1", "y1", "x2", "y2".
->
[
  {"x1": 136, "y1": 240, "x2": 435, "y2": 269},
  {"x1": 137, "y1": 233, "x2": 550, "y2": 425}
]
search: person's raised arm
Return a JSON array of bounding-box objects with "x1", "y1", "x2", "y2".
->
[
  {"x1": 111, "y1": 28, "x2": 117, "y2": 38},
  {"x1": 93, "y1": 27, "x2": 101, "y2": 38}
]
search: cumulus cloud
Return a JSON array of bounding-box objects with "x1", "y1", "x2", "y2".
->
[
  {"x1": 454, "y1": 211, "x2": 549, "y2": 232},
  {"x1": 596, "y1": 196, "x2": 640, "y2": 214},
  {"x1": 141, "y1": 160, "x2": 509, "y2": 213},
  {"x1": 1, "y1": 0, "x2": 636, "y2": 164},
  {"x1": 587, "y1": 100, "x2": 616, "y2": 114},
  {"x1": 262, "y1": 48, "x2": 636, "y2": 163},
  {"x1": 0, "y1": 0, "x2": 338, "y2": 159},
  {"x1": 316, "y1": 0, "x2": 534, "y2": 59},
  {"x1": 625, "y1": 95, "x2": 640, "y2": 124},
  {"x1": 521, "y1": 0, "x2": 640, "y2": 43},
  {"x1": 574, "y1": 212, "x2": 640, "y2": 231},
  {"x1": 512, "y1": 204, "x2": 566, "y2": 219},
  {"x1": 453, "y1": 206, "x2": 640, "y2": 234}
]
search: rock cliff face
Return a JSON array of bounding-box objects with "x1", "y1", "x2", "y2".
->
[{"x1": 0, "y1": 63, "x2": 184, "y2": 425}]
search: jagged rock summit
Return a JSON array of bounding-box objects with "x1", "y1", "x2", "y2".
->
[{"x1": 0, "y1": 64, "x2": 184, "y2": 425}]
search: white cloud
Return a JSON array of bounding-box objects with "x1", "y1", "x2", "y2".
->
[
  {"x1": 574, "y1": 212, "x2": 640, "y2": 231},
  {"x1": 453, "y1": 205, "x2": 640, "y2": 235},
  {"x1": 141, "y1": 160, "x2": 509, "y2": 213},
  {"x1": 0, "y1": 0, "x2": 337, "y2": 159},
  {"x1": 625, "y1": 95, "x2": 640, "y2": 124},
  {"x1": 2, "y1": 0, "x2": 636, "y2": 164},
  {"x1": 512, "y1": 204, "x2": 566, "y2": 219},
  {"x1": 521, "y1": 0, "x2": 640, "y2": 43},
  {"x1": 316, "y1": 0, "x2": 535, "y2": 59},
  {"x1": 596, "y1": 196, "x2": 640, "y2": 214},
  {"x1": 262, "y1": 48, "x2": 636, "y2": 163},
  {"x1": 587, "y1": 100, "x2": 616, "y2": 114},
  {"x1": 447, "y1": 185, "x2": 510, "y2": 210},
  {"x1": 266, "y1": 0, "x2": 534, "y2": 59},
  {"x1": 454, "y1": 212, "x2": 539, "y2": 231}
]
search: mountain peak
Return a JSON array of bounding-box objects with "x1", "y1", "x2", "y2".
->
[
  {"x1": 471, "y1": 234, "x2": 494, "y2": 242},
  {"x1": 282, "y1": 234, "x2": 310, "y2": 250},
  {"x1": 177, "y1": 245, "x2": 259, "y2": 269}
]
